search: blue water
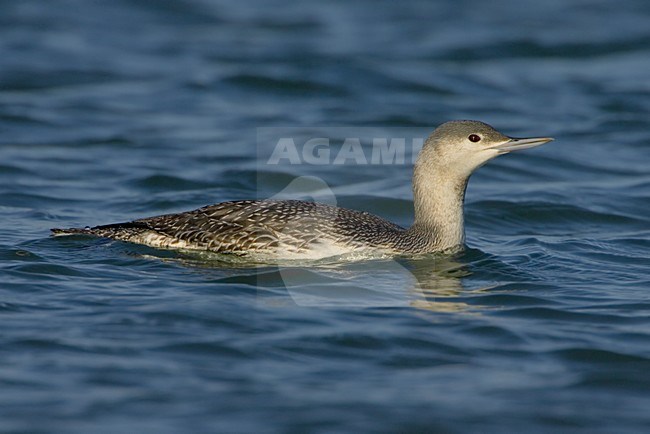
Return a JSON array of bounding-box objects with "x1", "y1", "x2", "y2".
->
[{"x1": 2, "y1": 0, "x2": 650, "y2": 432}]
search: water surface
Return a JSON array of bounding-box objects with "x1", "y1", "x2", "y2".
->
[{"x1": 1, "y1": 0, "x2": 650, "y2": 432}]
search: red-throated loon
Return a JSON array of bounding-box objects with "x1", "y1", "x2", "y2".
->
[{"x1": 52, "y1": 120, "x2": 553, "y2": 260}]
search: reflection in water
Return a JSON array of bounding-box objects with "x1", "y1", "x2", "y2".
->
[
  {"x1": 400, "y1": 255, "x2": 473, "y2": 312},
  {"x1": 139, "y1": 245, "x2": 500, "y2": 312}
]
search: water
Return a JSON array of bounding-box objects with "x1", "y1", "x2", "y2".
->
[{"x1": 2, "y1": 0, "x2": 650, "y2": 432}]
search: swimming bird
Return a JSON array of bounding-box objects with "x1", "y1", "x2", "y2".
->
[{"x1": 52, "y1": 120, "x2": 552, "y2": 260}]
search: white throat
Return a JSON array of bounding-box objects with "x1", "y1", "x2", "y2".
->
[{"x1": 409, "y1": 150, "x2": 471, "y2": 250}]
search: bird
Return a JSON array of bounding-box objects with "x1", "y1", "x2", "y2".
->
[{"x1": 52, "y1": 120, "x2": 553, "y2": 261}]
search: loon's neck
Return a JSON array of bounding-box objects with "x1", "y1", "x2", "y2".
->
[{"x1": 406, "y1": 160, "x2": 469, "y2": 252}]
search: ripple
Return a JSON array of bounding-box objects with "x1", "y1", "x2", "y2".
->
[
  {"x1": 471, "y1": 292, "x2": 558, "y2": 307},
  {"x1": 221, "y1": 74, "x2": 348, "y2": 96},
  {"x1": 5, "y1": 262, "x2": 91, "y2": 279},
  {"x1": 127, "y1": 174, "x2": 215, "y2": 192},
  {"x1": 0, "y1": 247, "x2": 43, "y2": 262},
  {"x1": 154, "y1": 341, "x2": 250, "y2": 358},
  {"x1": 472, "y1": 200, "x2": 645, "y2": 228},
  {"x1": 438, "y1": 37, "x2": 650, "y2": 61},
  {"x1": 498, "y1": 307, "x2": 641, "y2": 324},
  {"x1": 0, "y1": 69, "x2": 121, "y2": 91},
  {"x1": 553, "y1": 348, "x2": 650, "y2": 364}
]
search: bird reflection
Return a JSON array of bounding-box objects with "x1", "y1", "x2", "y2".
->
[{"x1": 144, "y1": 246, "x2": 497, "y2": 312}]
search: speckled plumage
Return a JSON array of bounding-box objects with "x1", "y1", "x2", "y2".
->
[
  {"x1": 52, "y1": 200, "x2": 421, "y2": 258},
  {"x1": 52, "y1": 121, "x2": 552, "y2": 260}
]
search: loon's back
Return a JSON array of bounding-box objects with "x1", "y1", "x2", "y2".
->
[{"x1": 52, "y1": 200, "x2": 409, "y2": 259}]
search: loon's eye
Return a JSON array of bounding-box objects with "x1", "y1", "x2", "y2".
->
[{"x1": 468, "y1": 134, "x2": 481, "y2": 143}]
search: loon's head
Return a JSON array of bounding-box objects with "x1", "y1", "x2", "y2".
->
[{"x1": 418, "y1": 120, "x2": 553, "y2": 179}]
